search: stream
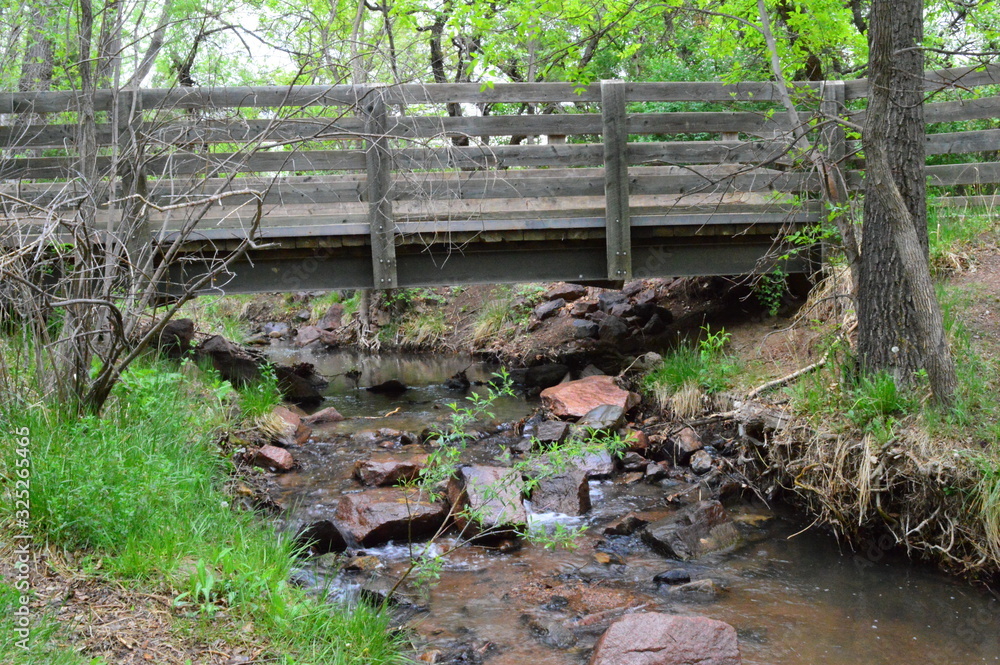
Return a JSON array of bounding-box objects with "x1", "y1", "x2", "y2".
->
[{"x1": 266, "y1": 345, "x2": 1000, "y2": 665}]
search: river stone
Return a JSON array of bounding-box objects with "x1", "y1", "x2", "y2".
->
[
  {"x1": 578, "y1": 404, "x2": 626, "y2": 432},
  {"x1": 353, "y1": 453, "x2": 430, "y2": 487},
  {"x1": 294, "y1": 325, "x2": 324, "y2": 347},
  {"x1": 525, "y1": 363, "x2": 571, "y2": 390},
  {"x1": 576, "y1": 447, "x2": 616, "y2": 478},
  {"x1": 671, "y1": 426, "x2": 704, "y2": 464},
  {"x1": 262, "y1": 321, "x2": 290, "y2": 337},
  {"x1": 545, "y1": 283, "x2": 588, "y2": 302},
  {"x1": 667, "y1": 578, "x2": 724, "y2": 598},
  {"x1": 534, "y1": 298, "x2": 566, "y2": 320},
  {"x1": 540, "y1": 375, "x2": 640, "y2": 419},
  {"x1": 272, "y1": 406, "x2": 312, "y2": 445},
  {"x1": 534, "y1": 420, "x2": 570, "y2": 446},
  {"x1": 196, "y1": 335, "x2": 261, "y2": 387},
  {"x1": 580, "y1": 364, "x2": 606, "y2": 378},
  {"x1": 642, "y1": 500, "x2": 742, "y2": 560},
  {"x1": 571, "y1": 300, "x2": 599, "y2": 317},
  {"x1": 690, "y1": 449, "x2": 714, "y2": 475},
  {"x1": 621, "y1": 451, "x2": 648, "y2": 472},
  {"x1": 335, "y1": 488, "x2": 448, "y2": 547},
  {"x1": 303, "y1": 406, "x2": 345, "y2": 425},
  {"x1": 530, "y1": 469, "x2": 590, "y2": 515},
  {"x1": 447, "y1": 465, "x2": 527, "y2": 538},
  {"x1": 590, "y1": 613, "x2": 741, "y2": 665},
  {"x1": 157, "y1": 318, "x2": 195, "y2": 358},
  {"x1": 254, "y1": 445, "x2": 295, "y2": 472},
  {"x1": 318, "y1": 302, "x2": 344, "y2": 330},
  {"x1": 653, "y1": 569, "x2": 692, "y2": 585},
  {"x1": 641, "y1": 313, "x2": 669, "y2": 336},
  {"x1": 597, "y1": 291, "x2": 628, "y2": 312}
]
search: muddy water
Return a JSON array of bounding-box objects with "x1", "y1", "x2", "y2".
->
[{"x1": 269, "y1": 346, "x2": 1000, "y2": 664}]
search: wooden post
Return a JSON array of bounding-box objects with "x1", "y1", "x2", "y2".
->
[
  {"x1": 117, "y1": 89, "x2": 149, "y2": 264},
  {"x1": 820, "y1": 81, "x2": 846, "y2": 168},
  {"x1": 601, "y1": 79, "x2": 631, "y2": 281},
  {"x1": 819, "y1": 80, "x2": 849, "y2": 272},
  {"x1": 364, "y1": 86, "x2": 397, "y2": 288}
]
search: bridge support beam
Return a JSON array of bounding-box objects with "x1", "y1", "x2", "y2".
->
[
  {"x1": 602, "y1": 79, "x2": 632, "y2": 281},
  {"x1": 363, "y1": 87, "x2": 398, "y2": 288}
]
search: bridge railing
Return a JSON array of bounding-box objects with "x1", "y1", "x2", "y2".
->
[{"x1": 1, "y1": 64, "x2": 998, "y2": 290}]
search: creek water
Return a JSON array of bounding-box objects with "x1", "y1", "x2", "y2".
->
[{"x1": 267, "y1": 345, "x2": 1000, "y2": 664}]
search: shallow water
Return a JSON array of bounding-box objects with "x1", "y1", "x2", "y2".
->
[{"x1": 269, "y1": 346, "x2": 1000, "y2": 664}]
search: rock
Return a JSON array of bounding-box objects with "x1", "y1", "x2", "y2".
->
[
  {"x1": 668, "y1": 579, "x2": 724, "y2": 598},
  {"x1": 598, "y1": 315, "x2": 629, "y2": 345},
  {"x1": 533, "y1": 298, "x2": 565, "y2": 320},
  {"x1": 572, "y1": 319, "x2": 600, "y2": 339},
  {"x1": 534, "y1": 420, "x2": 570, "y2": 446},
  {"x1": 367, "y1": 379, "x2": 408, "y2": 395},
  {"x1": 589, "y1": 613, "x2": 742, "y2": 665},
  {"x1": 577, "y1": 447, "x2": 616, "y2": 478},
  {"x1": 318, "y1": 303, "x2": 344, "y2": 330},
  {"x1": 653, "y1": 569, "x2": 691, "y2": 585},
  {"x1": 571, "y1": 300, "x2": 599, "y2": 317},
  {"x1": 254, "y1": 445, "x2": 295, "y2": 472},
  {"x1": 671, "y1": 426, "x2": 704, "y2": 464},
  {"x1": 295, "y1": 325, "x2": 324, "y2": 347},
  {"x1": 617, "y1": 471, "x2": 645, "y2": 484},
  {"x1": 272, "y1": 406, "x2": 312, "y2": 445},
  {"x1": 196, "y1": 335, "x2": 261, "y2": 387},
  {"x1": 622, "y1": 280, "x2": 646, "y2": 297},
  {"x1": 689, "y1": 449, "x2": 714, "y2": 475},
  {"x1": 604, "y1": 513, "x2": 653, "y2": 536},
  {"x1": 444, "y1": 369, "x2": 471, "y2": 392},
  {"x1": 642, "y1": 500, "x2": 743, "y2": 560},
  {"x1": 609, "y1": 302, "x2": 634, "y2": 319},
  {"x1": 631, "y1": 352, "x2": 663, "y2": 372},
  {"x1": 634, "y1": 287, "x2": 658, "y2": 305},
  {"x1": 343, "y1": 555, "x2": 382, "y2": 572},
  {"x1": 577, "y1": 404, "x2": 626, "y2": 432},
  {"x1": 303, "y1": 406, "x2": 345, "y2": 425},
  {"x1": 545, "y1": 283, "x2": 588, "y2": 302},
  {"x1": 447, "y1": 465, "x2": 527, "y2": 538},
  {"x1": 621, "y1": 451, "x2": 648, "y2": 472},
  {"x1": 354, "y1": 453, "x2": 430, "y2": 487},
  {"x1": 645, "y1": 462, "x2": 669, "y2": 482},
  {"x1": 530, "y1": 469, "x2": 590, "y2": 515},
  {"x1": 525, "y1": 364, "x2": 571, "y2": 390},
  {"x1": 541, "y1": 375, "x2": 640, "y2": 419},
  {"x1": 293, "y1": 519, "x2": 348, "y2": 554},
  {"x1": 580, "y1": 364, "x2": 606, "y2": 378},
  {"x1": 274, "y1": 365, "x2": 325, "y2": 406},
  {"x1": 593, "y1": 551, "x2": 625, "y2": 565},
  {"x1": 597, "y1": 292, "x2": 627, "y2": 313},
  {"x1": 626, "y1": 428, "x2": 649, "y2": 453},
  {"x1": 335, "y1": 488, "x2": 449, "y2": 547},
  {"x1": 157, "y1": 318, "x2": 195, "y2": 358}
]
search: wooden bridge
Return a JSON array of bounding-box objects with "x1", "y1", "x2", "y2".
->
[{"x1": 2, "y1": 65, "x2": 999, "y2": 294}]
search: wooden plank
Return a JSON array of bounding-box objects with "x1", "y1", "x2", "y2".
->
[
  {"x1": 844, "y1": 63, "x2": 1000, "y2": 100},
  {"x1": 365, "y1": 88, "x2": 397, "y2": 288},
  {"x1": 926, "y1": 129, "x2": 1000, "y2": 155},
  {"x1": 925, "y1": 96, "x2": 1000, "y2": 124},
  {"x1": 821, "y1": 81, "x2": 846, "y2": 164},
  {"x1": 930, "y1": 194, "x2": 1000, "y2": 208},
  {"x1": 602, "y1": 80, "x2": 631, "y2": 280},
  {"x1": 926, "y1": 161, "x2": 1000, "y2": 187}
]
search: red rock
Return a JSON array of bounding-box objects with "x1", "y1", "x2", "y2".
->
[
  {"x1": 354, "y1": 453, "x2": 430, "y2": 486},
  {"x1": 335, "y1": 488, "x2": 448, "y2": 547},
  {"x1": 589, "y1": 613, "x2": 741, "y2": 665},
  {"x1": 273, "y1": 406, "x2": 312, "y2": 445},
  {"x1": 671, "y1": 426, "x2": 703, "y2": 463},
  {"x1": 318, "y1": 303, "x2": 344, "y2": 330},
  {"x1": 540, "y1": 375, "x2": 640, "y2": 419},
  {"x1": 303, "y1": 406, "x2": 345, "y2": 425},
  {"x1": 626, "y1": 428, "x2": 650, "y2": 453},
  {"x1": 254, "y1": 445, "x2": 295, "y2": 472}
]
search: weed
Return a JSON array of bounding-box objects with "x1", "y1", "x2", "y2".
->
[
  {"x1": 754, "y1": 267, "x2": 788, "y2": 316},
  {"x1": 397, "y1": 309, "x2": 449, "y2": 349},
  {"x1": 642, "y1": 326, "x2": 740, "y2": 415}
]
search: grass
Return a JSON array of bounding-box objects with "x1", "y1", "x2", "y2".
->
[
  {"x1": 0, "y1": 355, "x2": 404, "y2": 664},
  {"x1": 396, "y1": 309, "x2": 449, "y2": 349},
  {"x1": 928, "y1": 204, "x2": 998, "y2": 276},
  {"x1": 642, "y1": 327, "x2": 742, "y2": 417},
  {"x1": 470, "y1": 287, "x2": 529, "y2": 347}
]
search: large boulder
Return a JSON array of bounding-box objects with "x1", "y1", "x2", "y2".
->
[
  {"x1": 540, "y1": 375, "x2": 640, "y2": 419},
  {"x1": 274, "y1": 364, "x2": 325, "y2": 406},
  {"x1": 196, "y1": 335, "x2": 261, "y2": 387},
  {"x1": 529, "y1": 469, "x2": 590, "y2": 515},
  {"x1": 447, "y1": 465, "x2": 527, "y2": 538},
  {"x1": 335, "y1": 488, "x2": 449, "y2": 547},
  {"x1": 354, "y1": 453, "x2": 430, "y2": 487},
  {"x1": 318, "y1": 303, "x2": 345, "y2": 330},
  {"x1": 642, "y1": 500, "x2": 742, "y2": 560},
  {"x1": 589, "y1": 613, "x2": 741, "y2": 665}
]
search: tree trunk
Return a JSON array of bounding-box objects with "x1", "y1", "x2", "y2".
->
[{"x1": 858, "y1": 0, "x2": 957, "y2": 403}]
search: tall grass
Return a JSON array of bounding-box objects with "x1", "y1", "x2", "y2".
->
[
  {"x1": 0, "y1": 358, "x2": 404, "y2": 664},
  {"x1": 642, "y1": 327, "x2": 741, "y2": 417}
]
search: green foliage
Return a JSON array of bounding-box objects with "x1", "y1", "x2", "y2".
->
[
  {"x1": 643, "y1": 326, "x2": 741, "y2": 399},
  {"x1": 238, "y1": 364, "x2": 283, "y2": 420},
  {"x1": 0, "y1": 358, "x2": 403, "y2": 664},
  {"x1": 755, "y1": 267, "x2": 788, "y2": 317},
  {"x1": 396, "y1": 309, "x2": 449, "y2": 349},
  {"x1": 927, "y1": 206, "x2": 998, "y2": 276},
  {"x1": 471, "y1": 286, "x2": 531, "y2": 347}
]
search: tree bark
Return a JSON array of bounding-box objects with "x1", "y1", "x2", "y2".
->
[{"x1": 858, "y1": 0, "x2": 957, "y2": 403}]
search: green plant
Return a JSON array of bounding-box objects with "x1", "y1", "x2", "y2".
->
[
  {"x1": 239, "y1": 365, "x2": 283, "y2": 420},
  {"x1": 755, "y1": 267, "x2": 788, "y2": 316},
  {"x1": 396, "y1": 309, "x2": 448, "y2": 349}
]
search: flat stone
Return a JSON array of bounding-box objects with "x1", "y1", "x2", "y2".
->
[
  {"x1": 597, "y1": 291, "x2": 627, "y2": 312},
  {"x1": 335, "y1": 488, "x2": 448, "y2": 547},
  {"x1": 571, "y1": 300, "x2": 599, "y2": 317},
  {"x1": 589, "y1": 613, "x2": 742, "y2": 665},
  {"x1": 353, "y1": 453, "x2": 430, "y2": 487},
  {"x1": 671, "y1": 426, "x2": 704, "y2": 464},
  {"x1": 254, "y1": 444, "x2": 294, "y2": 472},
  {"x1": 545, "y1": 283, "x2": 588, "y2": 302},
  {"x1": 642, "y1": 500, "x2": 742, "y2": 560},
  {"x1": 577, "y1": 447, "x2": 616, "y2": 478},
  {"x1": 447, "y1": 465, "x2": 527, "y2": 538},
  {"x1": 577, "y1": 404, "x2": 626, "y2": 432},
  {"x1": 534, "y1": 298, "x2": 566, "y2": 320},
  {"x1": 272, "y1": 406, "x2": 312, "y2": 445},
  {"x1": 530, "y1": 469, "x2": 590, "y2": 515},
  {"x1": 653, "y1": 569, "x2": 691, "y2": 585},
  {"x1": 540, "y1": 375, "x2": 640, "y2": 419},
  {"x1": 303, "y1": 406, "x2": 345, "y2": 425}
]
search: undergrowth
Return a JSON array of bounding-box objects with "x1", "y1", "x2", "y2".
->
[
  {"x1": 642, "y1": 326, "x2": 741, "y2": 417},
  {"x1": 0, "y1": 356, "x2": 404, "y2": 664}
]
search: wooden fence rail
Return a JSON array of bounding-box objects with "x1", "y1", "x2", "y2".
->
[{"x1": 1, "y1": 63, "x2": 999, "y2": 292}]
